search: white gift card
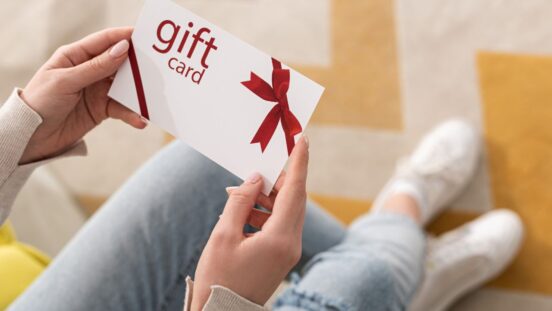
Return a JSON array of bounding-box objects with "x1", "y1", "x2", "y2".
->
[{"x1": 109, "y1": 0, "x2": 324, "y2": 194}]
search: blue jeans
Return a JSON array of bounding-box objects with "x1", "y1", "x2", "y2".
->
[{"x1": 9, "y1": 142, "x2": 424, "y2": 311}]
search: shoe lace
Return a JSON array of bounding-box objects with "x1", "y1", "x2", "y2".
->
[
  {"x1": 426, "y1": 226, "x2": 492, "y2": 271},
  {"x1": 397, "y1": 140, "x2": 468, "y2": 185},
  {"x1": 426, "y1": 229, "x2": 474, "y2": 268}
]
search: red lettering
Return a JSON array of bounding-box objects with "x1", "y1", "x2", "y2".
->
[
  {"x1": 168, "y1": 57, "x2": 178, "y2": 70},
  {"x1": 152, "y1": 19, "x2": 218, "y2": 70},
  {"x1": 152, "y1": 20, "x2": 181, "y2": 54}
]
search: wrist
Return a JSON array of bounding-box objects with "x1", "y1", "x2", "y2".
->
[
  {"x1": 18, "y1": 88, "x2": 42, "y2": 118},
  {"x1": 0, "y1": 88, "x2": 44, "y2": 165},
  {"x1": 190, "y1": 286, "x2": 210, "y2": 311}
]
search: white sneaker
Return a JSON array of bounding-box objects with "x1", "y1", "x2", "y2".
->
[
  {"x1": 372, "y1": 119, "x2": 480, "y2": 225},
  {"x1": 408, "y1": 209, "x2": 524, "y2": 311}
]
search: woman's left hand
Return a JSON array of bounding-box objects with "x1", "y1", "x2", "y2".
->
[{"x1": 19, "y1": 27, "x2": 147, "y2": 164}]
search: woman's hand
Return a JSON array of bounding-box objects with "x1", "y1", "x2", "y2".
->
[
  {"x1": 19, "y1": 27, "x2": 147, "y2": 164},
  {"x1": 191, "y1": 137, "x2": 309, "y2": 310}
]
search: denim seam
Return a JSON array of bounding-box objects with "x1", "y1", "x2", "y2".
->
[
  {"x1": 274, "y1": 288, "x2": 353, "y2": 311},
  {"x1": 274, "y1": 275, "x2": 353, "y2": 311}
]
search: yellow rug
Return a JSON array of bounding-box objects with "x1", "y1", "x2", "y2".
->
[{"x1": 479, "y1": 52, "x2": 552, "y2": 294}]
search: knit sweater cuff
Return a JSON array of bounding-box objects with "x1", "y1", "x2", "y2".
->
[
  {"x1": 183, "y1": 277, "x2": 267, "y2": 311},
  {"x1": 0, "y1": 89, "x2": 87, "y2": 225},
  {"x1": 0, "y1": 88, "x2": 43, "y2": 186}
]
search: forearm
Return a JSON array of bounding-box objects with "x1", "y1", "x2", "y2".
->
[
  {"x1": 0, "y1": 89, "x2": 86, "y2": 225},
  {"x1": 0, "y1": 88, "x2": 42, "y2": 223}
]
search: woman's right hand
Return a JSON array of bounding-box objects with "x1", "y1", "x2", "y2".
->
[{"x1": 191, "y1": 136, "x2": 309, "y2": 310}]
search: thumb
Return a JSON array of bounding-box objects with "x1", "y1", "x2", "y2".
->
[
  {"x1": 267, "y1": 135, "x2": 309, "y2": 234},
  {"x1": 67, "y1": 39, "x2": 129, "y2": 90},
  {"x1": 220, "y1": 173, "x2": 264, "y2": 235}
]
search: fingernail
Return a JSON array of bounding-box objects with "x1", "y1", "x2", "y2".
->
[
  {"x1": 225, "y1": 186, "x2": 238, "y2": 194},
  {"x1": 109, "y1": 40, "x2": 129, "y2": 58},
  {"x1": 302, "y1": 134, "x2": 309, "y2": 148},
  {"x1": 140, "y1": 116, "x2": 149, "y2": 124},
  {"x1": 246, "y1": 172, "x2": 262, "y2": 184}
]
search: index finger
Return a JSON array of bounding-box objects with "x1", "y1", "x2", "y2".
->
[
  {"x1": 52, "y1": 27, "x2": 133, "y2": 67},
  {"x1": 265, "y1": 135, "x2": 309, "y2": 233}
]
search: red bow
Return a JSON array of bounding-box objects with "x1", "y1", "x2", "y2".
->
[{"x1": 242, "y1": 58, "x2": 302, "y2": 155}]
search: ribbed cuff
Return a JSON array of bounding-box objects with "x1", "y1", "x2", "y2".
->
[
  {"x1": 0, "y1": 88, "x2": 43, "y2": 186},
  {"x1": 0, "y1": 140, "x2": 87, "y2": 225},
  {"x1": 204, "y1": 286, "x2": 267, "y2": 311},
  {"x1": 0, "y1": 89, "x2": 87, "y2": 225},
  {"x1": 183, "y1": 276, "x2": 267, "y2": 311}
]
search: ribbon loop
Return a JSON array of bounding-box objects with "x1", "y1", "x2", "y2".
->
[
  {"x1": 242, "y1": 73, "x2": 278, "y2": 102},
  {"x1": 242, "y1": 58, "x2": 302, "y2": 155}
]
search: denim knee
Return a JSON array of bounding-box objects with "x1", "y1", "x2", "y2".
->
[{"x1": 274, "y1": 252, "x2": 406, "y2": 311}]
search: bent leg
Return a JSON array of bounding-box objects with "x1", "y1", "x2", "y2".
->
[
  {"x1": 274, "y1": 213, "x2": 425, "y2": 311},
  {"x1": 296, "y1": 200, "x2": 346, "y2": 272},
  {"x1": 10, "y1": 141, "x2": 346, "y2": 311},
  {"x1": 10, "y1": 142, "x2": 240, "y2": 311}
]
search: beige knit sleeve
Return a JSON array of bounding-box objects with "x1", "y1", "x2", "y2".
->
[
  {"x1": 0, "y1": 89, "x2": 87, "y2": 225},
  {"x1": 183, "y1": 277, "x2": 268, "y2": 311}
]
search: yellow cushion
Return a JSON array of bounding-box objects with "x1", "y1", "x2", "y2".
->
[{"x1": 0, "y1": 221, "x2": 50, "y2": 309}]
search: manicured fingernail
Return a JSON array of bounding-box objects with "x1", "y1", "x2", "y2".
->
[
  {"x1": 302, "y1": 134, "x2": 309, "y2": 148},
  {"x1": 109, "y1": 40, "x2": 129, "y2": 58},
  {"x1": 246, "y1": 172, "x2": 262, "y2": 184},
  {"x1": 225, "y1": 186, "x2": 238, "y2": 194}
]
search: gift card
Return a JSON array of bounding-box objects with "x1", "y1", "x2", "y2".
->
[{"x1": 109, "y1": 0, "x2": 324, "y2": 194}]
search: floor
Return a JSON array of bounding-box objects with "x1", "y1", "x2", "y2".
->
[{"x1": 3, "y1": 0, "x2": 552, "y2": 309}]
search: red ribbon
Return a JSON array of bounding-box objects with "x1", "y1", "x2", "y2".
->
[
  {"x1": 242, "y1": 58, "x2": 302, "y2": 155},
  {"x1": 128, "y1": 40, "x2": 150, "y2": 120}
]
